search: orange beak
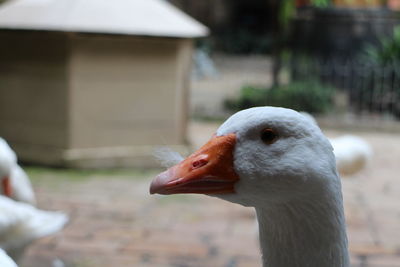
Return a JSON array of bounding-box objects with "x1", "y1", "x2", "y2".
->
[
  {"x1": 2, "y1": 175, "x2": 12, "y2": 197},
  {"x1": 150, "y1": 133, "x2": 239, "y2": 195}
]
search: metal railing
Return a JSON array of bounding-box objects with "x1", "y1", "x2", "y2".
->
[{"x1": 290, "y1": 58, "x2": 400, "y2": 119}]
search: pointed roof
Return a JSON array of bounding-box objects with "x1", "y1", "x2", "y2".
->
[{"x1": 0, "y1": 0, "x2": 208, "y2": 38}]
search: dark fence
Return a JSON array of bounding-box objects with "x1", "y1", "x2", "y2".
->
[{"x1": 290, "y1": 58, "x2": 400, "y2": 119}]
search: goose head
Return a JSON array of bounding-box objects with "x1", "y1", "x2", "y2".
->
[
  {"x1": 0, "y1": 138, "x2": 16, "y2": 198},
  {"x1": 150, "y1": 107, "x2": 339, "y2": 208}
]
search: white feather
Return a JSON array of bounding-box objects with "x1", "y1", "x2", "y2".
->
[
  {"x1": 0, "y1": 138, "x2": 17, "y2": 178},
  {"x1": 10, "y1": 166, "x2": 36, "y2": 205},
  {"x1": 0, "y1": 139, "x2": 17, "y2": 164},
  {"x1": 299, "y1": 111, "x2": 318, "y2": 125},
  {"x1": 0, "y1": 138, "x2": 36, "y2": 205},
  {"x1": 153, "y1": 146, "x2": 184, "y2": 168}
]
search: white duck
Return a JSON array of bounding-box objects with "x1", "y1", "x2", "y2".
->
[
  {"x1": 0, "y1": 138, "x2": 36, "y2": 205},
  {"x1": 0, "y1": 248, "x2": 17, "y2": 267},
  {"x1": 150, "y1": 107, "x2": 349, "y2": 267}
]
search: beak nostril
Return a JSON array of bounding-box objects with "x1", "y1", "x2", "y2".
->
[{"x1": 192, "y1": 159, "x2": 208, "y2": 169}]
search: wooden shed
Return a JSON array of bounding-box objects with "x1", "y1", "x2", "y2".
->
[{"x1": 0, "y1": 0, "x2": 208, "y2": 168}]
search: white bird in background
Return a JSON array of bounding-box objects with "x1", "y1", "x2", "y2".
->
[
  {"x1": 0, "y1": 248, "x2": 17, "y2": 267},
  {"x1": 151, "y1": 107, "x2": 349, "y2": 267},
  {"x1": 330, "y1": 135, "x2": 372, "y2": 176},
  {"x1": 0, "y1": 138, "x2": 68, "y2": 262},
  {"x1": 300, "y1": 112, "x2": 373, "y2": 176},
  {"x1": 0, "y1": 138, "x2": 36, "y2": 205},
  {"x1": 0, "y1": 193, "x2": 68, "y2": 262}
]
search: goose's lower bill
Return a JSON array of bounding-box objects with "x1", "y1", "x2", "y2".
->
[{"x1": 150, "y1": 133, "x2": 239, "y2": 195}]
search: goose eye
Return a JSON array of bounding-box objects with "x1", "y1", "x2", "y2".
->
[{"x1": 261, "y1": 128, "x2": 278, "y2": 145}]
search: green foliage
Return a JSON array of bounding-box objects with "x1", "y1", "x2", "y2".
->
[
  {"x1": 279, "y1": 0, "x2": 331, "y2": 29},
  {"x1": 363, "y1": 26, "x2": 400, "y2": 65},
  {"x1": 225, "y1": 80, "x2": 334, "y2": 114},
  {"x1": 310, "y1": 0, "x2": 331, "y2": 7},
  {"x1": 216, "y1": 0, "x2": 333, "y2": 55},
  {"x1": 279, "y1": 0, "x2": 296, "y2": 31}
]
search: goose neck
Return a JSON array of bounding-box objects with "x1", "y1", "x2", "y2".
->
[{"x1": 255, "y1": 194, "x2": 349, "y2": 267}]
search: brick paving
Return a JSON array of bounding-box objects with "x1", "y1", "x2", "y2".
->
[{"x1": 17, "y1": 121, "x2": 400, "y2": 267}]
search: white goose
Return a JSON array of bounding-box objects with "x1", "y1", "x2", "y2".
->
[
  {"x1": 0, "y1": 138, "x2": 36, "y2": 205},
  {"x1": 150, "y1": 107, "x2": 349, "y2": 267},
  {"x1": 0, "y1": 192, "x2": 68, "y2": 262},
  {"x1": 0, "y1": 144, "x2": 68, "y2": 262},
  {"x1": 330, "y1": 135, "x2": 372, "y2": 176}
]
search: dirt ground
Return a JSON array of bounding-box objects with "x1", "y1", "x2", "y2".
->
[{"x1": 18, "y1": 121, "x2": 400, "y2": 267}]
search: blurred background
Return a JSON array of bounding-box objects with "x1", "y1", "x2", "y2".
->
[{"x1": 0, "y1": 0, "x2": 400, "y2": 266}]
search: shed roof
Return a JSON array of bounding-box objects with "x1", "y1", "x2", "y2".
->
[{"x1": 0, "y1": 0, "x2": 208, "y2": 38}]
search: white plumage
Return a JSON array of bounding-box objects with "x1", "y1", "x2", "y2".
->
[
  {"x1": 0, "y1": 139, "x2": 16, "y2": 162},
  {"x1": 0, "y1": 138, "x2": 36, "y2": 205},
  {"x1": 0, "y1": 248, "x2": 17, "y2": 267},
  {"x1": 0, "y1": 195, "x2": 68, "y2": 262},
  {"x1": 153, "y1": 146, "x2": 184, "y2": 168},
  {"x1": 10, "y1": 165, "x2": 36, "y2": 206},
  {"x1": 0, "y1": 137, "x2": 68, "y2": 262}
]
